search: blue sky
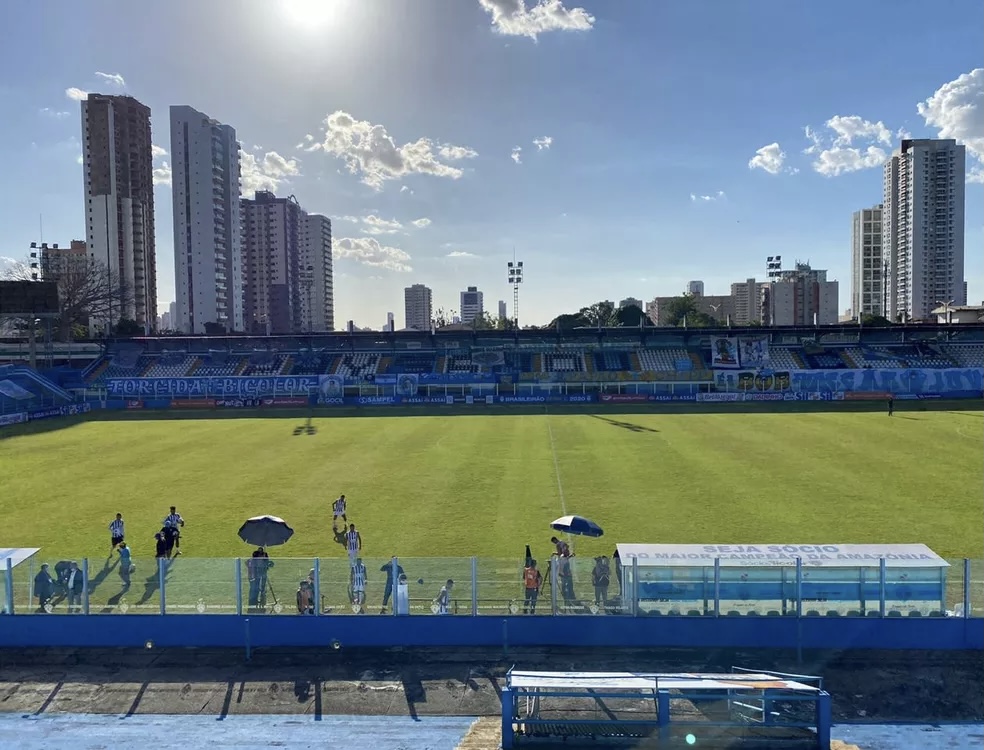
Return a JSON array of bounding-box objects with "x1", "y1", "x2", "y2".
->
[{"x1": 2, "y1": 0, "x2": 982, "y2": 327}]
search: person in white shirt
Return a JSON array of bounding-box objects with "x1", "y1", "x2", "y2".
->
[
  {"x1": 332, "y1": 495, "x2": 347, "y2": 532},
  {"x1": 435, "y1": 579, "x2": 454, "y2": 615},
  {"x1": 345, "y1": 524, "x2": 362, "y2": 564},
  {"x1": 350, "y1": 558, "x2": 367, "y2": 612}
]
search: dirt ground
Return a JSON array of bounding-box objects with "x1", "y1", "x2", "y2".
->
[{"x1": 0, "y1": 647, "x2": 979, "y2": 724}]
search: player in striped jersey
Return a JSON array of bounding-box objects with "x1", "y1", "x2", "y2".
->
[
  {"x1": 350, "y1": 557, "x2": 367, "y2": 612},
  {"x1": 108, "y1": 514, "x2": 125, "y2": 555},
  {"x1": 345, "y1": 524, "x2": 362, "y2": 564},
  {"x1": 163, "y1": 506, "x2": 185, "y2": 556},
  {"x1": 331, "y1": 494, "x2": 347, "y2": 532}
]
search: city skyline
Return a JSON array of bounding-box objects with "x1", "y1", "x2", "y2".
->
[{"x1": 2, "y1": 0, "x2": 982, "y2": 327}]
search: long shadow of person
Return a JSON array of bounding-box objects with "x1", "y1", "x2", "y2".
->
[{"x1": 137, "y1": 560, "x2": 175, "y2": 606}]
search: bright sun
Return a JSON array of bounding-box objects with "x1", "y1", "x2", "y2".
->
[{"x1": 280, "y1": 0, "x2": 341, "y2": 27}]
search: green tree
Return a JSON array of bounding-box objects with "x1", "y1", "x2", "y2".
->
[
  {"x1": 546, "y1": 312, "x2": 590, "y2": 331},
  {"x1": 662, "y1": 294, "x2": 717, "y2": 327},
  {"x1": 860, "y1": 313, "x2": 891, "y2": 327},
  {"x1": 113, "y1": 318, "x2": 142, "y2": 336},
  {"x1": 616, "y1": 304, "x2": 647, "y2": 327},
  {"x1": 579, "y1": 300, "x2": 618, "y2": 327}
]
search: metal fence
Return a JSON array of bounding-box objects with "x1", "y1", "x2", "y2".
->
[{"x1": 2, "y1": 556, "x2": 981, "y2": 618}]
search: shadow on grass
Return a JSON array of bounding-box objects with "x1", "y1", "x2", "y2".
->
[
  {"x1": 3, "y1": 399, "x2": 982, "y2": 437},
  {"x1": 590, "y1": 415, "x2": 658, "y2": 433}
]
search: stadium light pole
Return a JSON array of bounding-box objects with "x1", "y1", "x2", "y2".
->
[{"x1": 507, "y1": 259, "x2": 523, "y2": 329}]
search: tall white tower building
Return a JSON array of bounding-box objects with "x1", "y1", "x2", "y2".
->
[
  {"x1": 404, "y1": 284, "x2": 433, "y2": 330},
  {"x1": 170, "y1": 105, "x2": 243, "y2": 334},
  {"x1": 300, "y1": 213, "x2": 334, "y2": 332},
  {"x1": 851, "y1": 204, "x2": 885, "y2": 318},
  {"x1": 884, "y1": 139, "x2": 966, "y2": 321}
]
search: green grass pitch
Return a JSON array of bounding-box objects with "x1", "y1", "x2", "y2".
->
[{"x1": 1, "y1": 406, "x2": 981, "y2": 614}]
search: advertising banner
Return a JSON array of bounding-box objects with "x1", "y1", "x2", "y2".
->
[
  {"x1": 738, "y1": 336, "x2": 770, "y2": 367},
  {"x1": 710, "y1": 337, "x2": 740, "y2": 369},
  {"x1": 0, "y1": 412, "x2": 27, "y2": 426},
  {"x1": 215, "y1": 398, "x2": 262, "y2": 408},
  {"x1": 107, "y1": 376, "x2": 322, "y2": 398},
  {"x1": 318, "y1": 375, "x2": 345, "y2": 400},
  {"x1": 171, "y1": 399, "x2": 216, "y2": 409},
  {"x1": 126, "y1": 400, "x2": 144, "y2": 410},
  {"x1": 843, "y1": 391, "x2": 891, "y2": 401},
  {"x1": 394, "y1": 373, "x2": 419, "y2": 397},
  {"x1": 261, "y1": 397, "x2": 308, "y2": 407},
  {"x1": 600, "y1": 393, "x2": 652, "y2": 403},
  {"x1": 736, "y1": 370, "x2": 791, "y2": 392},
  {"x1": 617, "y1": 543, "x2": 947, "y2": 568},
  {"x1": 697, "y1": 392, "x2": 742, "y2": 402},
  {"x1": 25, "y1": 403, "x2": 93, "y2": 421}
]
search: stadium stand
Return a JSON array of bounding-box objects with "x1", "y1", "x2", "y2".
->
[
  {"x1": 636, "y1": 347, "x2": 691, "y2": 371},
  {"x1": 241, "y1": 351, "x2": 288, "y2": 376},
  {"x1": 543, "y1": 352, "x2": 584, "y2": 372},
  {"x1": 390, "y1": 352, "x2": 438, "y2": 374},
  {"x1": 288, "y1": 350, "x2": 331, "y2": 375},
  {"x1": 141, "y1": 351, "x2": 196, "y2": 378},
  {"x1": 334, "y1": 353, "x2": 379, "y2": 380},
  {"x1": 445, "y1": 354, "x2": 480, "y2": 374},
  {"x1": 842, "y1": 346, "x2": 908, "y2": 368},
  {"x1": 945, "y1": 344, "x2": 984, "y2": 368},
  {"x1": 594, "y1": 351, "x2": 631, "y2": 372},
  {"x1": 767, "y1": 347, "x2": 805, "y2": 370},
  {"x1": 193, "y1": 351, "x2": 243, "y2": 377}
]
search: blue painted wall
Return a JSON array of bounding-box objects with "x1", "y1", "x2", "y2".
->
[{"x1": 1, "y1": 615, "x2": 980, "y2": 650}]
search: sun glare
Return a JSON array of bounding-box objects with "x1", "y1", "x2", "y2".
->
[{"x1": 280, "y1": 0, "x2": 341, "y2": 28}]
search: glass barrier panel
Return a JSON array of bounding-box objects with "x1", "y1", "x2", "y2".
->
[
  {"x1": 9, "y1": 555, "x2": 37, "y2": 614},
  {"x1": 944, "y1": 559, "x2": 966, "y2": 617},
  {"x1": 176, "y1": 557, "x2": 238, "y2": 614},
  {"x1": 969, "y1": 559, "x2": 983, "y2": 618},
  {"x1": 242, "y1": 556, "x2": 315, "y2": 615},
  {"x1": 477, "y1": 558, "x2": 525, "y2": 615},
  {"x1": 395, "y1": 558, "x2": 473, "y2": 615}
]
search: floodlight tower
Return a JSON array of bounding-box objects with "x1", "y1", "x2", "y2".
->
[{"x1": 507, "y1": 258, "x2": 523, "y2": 328}]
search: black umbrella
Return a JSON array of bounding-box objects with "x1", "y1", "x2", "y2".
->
[{"x1": 238, "y1": 515, "x2": 294, "y2": 547}]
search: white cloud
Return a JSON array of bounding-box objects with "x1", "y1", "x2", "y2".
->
[
  {"x1": 94, "y1": 71, "x2": 126, "y2": 88},
  {"x1": 153, "y1": 161, "x2": 172, "y2": 187},
  {"x1": 917, "y1": 67, "x2": 984, "y2": 183},
  {"x1": 533, "y1": 136, "x2": 553, "y2": 150},
  {"x1": 296, "y1": 134, "x2": 317, "y2": 150},
  {"x1": 240, "y1": 150, "x2": 301, "y2": 194},
  {"x1": 335, "y1": 237, "x2": 412, "y2": 272},
  {"x1": 690, "y1": 190, "x2": 726, "y2": 202},
  {"x1": 65, "y1": 87, "x2": 88, "y2": 101},
  {"x1": 39, "y1": 107, "x2": 70, "y2": 119},
  {"x1": 361, "y1": 215, "x2": 403, "y2": 234},
  {"x1": 478, "y1": 0, "x2": 594, "y2": 40},
  {"x1": 311, "y1": 110, "x2": 475, "y2": 190},
  {"x1": 812, "y1": 145, "x2": 887, "y2": 177},
  {"x1": 399, "y1": 185, "x2": 413, "y2": 194},
  {"x1": 511, "y1": 146, "x2": 523, "y2": 164},
  {"x1": 447, "y1": 250, "x2": 478, "y2": 258},
  {"x1": 410, "y1": 217, "x2": 432, "y2": 228},
  {"x1": 895, "y1": 126, "x2": 912, "y2": 141},
  {"x1": 803, "y1": 115, "x2": 892, "y2": 177},
  {"x1": 748, "y1": 142, "x2": 788, "y2": 175},
  {"x1": 151, "y1": 144, "x2": 168, "y2": 159},
  {"x1": 438, "y1": 144, "x2": 479, "y2": 160}
]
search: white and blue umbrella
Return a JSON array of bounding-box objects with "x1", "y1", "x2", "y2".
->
[{"x1": 550, "y1": 515, "x2": 604, "y2": 538}]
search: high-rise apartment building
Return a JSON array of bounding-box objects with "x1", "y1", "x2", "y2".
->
[
  {"x1": 82, "y1": 94, "x2": 157, "y2": 331},
  {"x1": 404, "y1": 284, "x2": 433, "y2": 330},
  {"x1": 242, "y1": 191, "x2": 333, "y2": 334},
  {"x1": 619, "y1": 297, "x2": 643, "y2": 310},
  {"x1": 764, "y1": 263, "x2": 839, "y2": 326},
  {"x1": 730, "y1": 278, "x2": 768, "y2": 324},
  {"x1": 497, "y1": 299, "x2": 507, "y2": 322},
  {"x1": 686, "y1": 280, "x2": 705, "y2": 297},
  {"x1": 884, "y1": 138, "x2": 966, "y2": 321},
  {"x1": 170, "y1": 105, "x2": 243, "y2": 334},
  {"x1": 460, "y1": 285, "x2": 484, "y2": 324},
  {"x1": 851, "y1": 204, "x2": 885, "y2": 318},
  {"x1": 37, "y1": 240, "x2": 91, "y2": 282},
  {"x1": 299, "y1": 213, "x2": 334, "y2": 332}
]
